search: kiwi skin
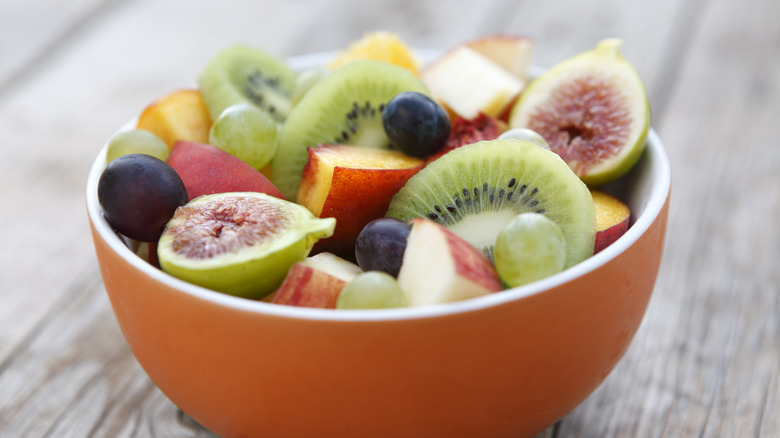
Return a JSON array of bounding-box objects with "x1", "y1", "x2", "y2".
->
[
  {"x1": 271, "y1": 60, "x2": 431, "y2": 200},
  {"x1": 386, "y1": 139, "x2": 595, "y2": 268}
]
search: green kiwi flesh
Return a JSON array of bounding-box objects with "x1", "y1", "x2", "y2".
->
[
  {"x1": 198, "y1": 45, "x2": 298, "y2": 122},
  {"x1": 272, "y1": 60, "x2": 430, "y2": 199},
  {"x1": 386, "y1": 139, "x2": 595, "y2": 267}
]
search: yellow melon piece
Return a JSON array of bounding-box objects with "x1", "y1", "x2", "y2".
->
[{"x1": 328, "y1": 31, "x2": 420, "y2": 76}]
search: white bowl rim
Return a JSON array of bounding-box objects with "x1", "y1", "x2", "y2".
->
[{"x1": 86, "y1": 50, "x2": 671, "y2": 322}]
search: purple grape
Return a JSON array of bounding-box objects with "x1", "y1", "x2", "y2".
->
[
  {"x1": 98, "y1": 154, "x2": 188, "y2": 242},
  {"x1": 355, "y1": 217, "x2": 412, "y2": 277},
  {"x1": 382, "y1": 91, "x2": 450, "y2": 158}
]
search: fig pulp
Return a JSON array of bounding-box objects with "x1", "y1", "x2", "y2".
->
[
  {"x1": 509, "y1": 39, "x2": 650, "y2": 186},
  {"x1": 157, "y1": 192, "x2": 335, "y2": 299}
]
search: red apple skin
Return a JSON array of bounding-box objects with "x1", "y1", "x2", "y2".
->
[
  {"x1": 298, "y1": 145, "x2": 424, "y2": 258},
  {"x1": 271, "y1": 263, "x2": 346, "y2": 309},
  {"x1": 167, "y1": 141, "x2": 284, "y2": 201},
  {"x1": 592, "y1": 190, "x2": 631, "y2": 253},
  {"x1": 272, "y1": 253, "x2": 362, "y2": 308},
  {"x1": 438, "y1": 221, "x2": 503, "y2": 293}
]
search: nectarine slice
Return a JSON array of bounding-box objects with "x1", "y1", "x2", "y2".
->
[
  {"x1": 592, "y1": 190, "x2": 630, "y2": 253},
  {"x1": 296, "y1": 144, "x2": 424, "y2": 257},
  {"x1": 137, "y1": 89, "x2": 212, "y2": 148}
]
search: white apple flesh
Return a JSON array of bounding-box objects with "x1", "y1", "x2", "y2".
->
[
  {"x1": 397, "y1": 219, "x2": 503, "y2": 307},
  {"x1": 465, "y1": 34, "x2": 535, "y2": 80},
  {"x1": 422, "y1": 46, "x2": 525, "y2": 120}
]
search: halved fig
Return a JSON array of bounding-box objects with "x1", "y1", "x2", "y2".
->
[
  {"x1": 157, "y1": 192, "x2": 335, "y2": 299},
  {"x1": 509, "y1": 39, "x2": 650, "y2": 186}
]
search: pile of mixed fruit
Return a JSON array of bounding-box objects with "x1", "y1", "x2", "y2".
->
[{"x1": 97, "y1": 31, "x2": 649, "y2": 309}]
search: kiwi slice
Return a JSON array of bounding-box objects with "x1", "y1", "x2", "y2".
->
[
  {"x1": 271, "y1": 60, "x2": 430, "y2": 199},
  {"x1": 157, "y1": 192, "x2": 335, "y2": 299},
  {"x1": 509, "y1": 39, "x2": 650, "y2": 186},
  {"x1": 386, "y1": 139, "x2": 595, "y2": 267},
  {"x1": 198, "y1": 45, "x2": 298, "y2": 122}
]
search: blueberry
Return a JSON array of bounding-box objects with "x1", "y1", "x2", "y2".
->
[
  {"x1": 355, "y1": 217, "x2": 412, "y2": 277},
  {"x1": 382, "y1": 91, "x2": 450, "y2": 158},
  {"x1": 98, "y1": 154, "x2": 188, "y2": 242}
]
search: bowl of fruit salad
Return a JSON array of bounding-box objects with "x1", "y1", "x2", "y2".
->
[{"x1": 86, "y1": 32, "x2": 670, "y2": 438}]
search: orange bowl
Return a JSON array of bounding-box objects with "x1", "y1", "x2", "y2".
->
[{"x1": 86, "y1": 52, "x2": 670, "y2": 438}]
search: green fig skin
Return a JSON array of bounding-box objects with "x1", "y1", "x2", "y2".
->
[{"x1": 157, "y1": 192, "x2": 335, "y2": 299}]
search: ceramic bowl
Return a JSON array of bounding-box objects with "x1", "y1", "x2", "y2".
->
[{"x1": 86, "y1": 51, "x2": 670, "y2": 438}]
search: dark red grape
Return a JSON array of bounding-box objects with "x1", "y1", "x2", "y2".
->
[
  {"x1": 98, "y1": 154, "x2": 188, "y2": 242},
  {"x1": 355, "y1": 217, "x2": 412, "y2": 277},
  {"x1": 382, "y1": 91, "x2": 450, "y2": 158}
]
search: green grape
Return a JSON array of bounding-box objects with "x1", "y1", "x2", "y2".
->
[
  {"x1": 105, "y1": 129, "x2": 169, "y2": 164},
  {"x1": 497, "y1": 128, "x2": 551, "y2": 150},
  {"x1": 209, "y1": 102, "x2": 277, "y2": 170},
  {"x1": 494, "y1": 212, "x2": 566, "y2": 287},
  {"x1": 336, "y1": 271, "x2": 408, "y2": 310}
]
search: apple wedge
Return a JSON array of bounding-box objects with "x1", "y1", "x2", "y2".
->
[
  {"x1": 592, "y1": 190, "x2": 631, "y2": 253},
  {"x1": 465, "y1": 34, "x2": 535, "y2": 80},
  {"x1": 296, "y1": 144, "x2": 424, "y2": 257},
  {"x1": 422, "y1": 46, "x2": 525, "y2": 120},
  {"x1": 137, "y1": 89, "x2": 212, "y2": 148},
  {"x1": 397, "y1": 218, "x2": 503, "y2": 307},
  {"x1": 167, "y1": 141, "x2": 284, "y2": 201},
  {"x1": 272, "y1": 252, "x2": 362, "y2": 308}
]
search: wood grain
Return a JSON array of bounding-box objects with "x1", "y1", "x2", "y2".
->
[{"x1": 0, "y1": 0, "x2": 778, "y2": 436}]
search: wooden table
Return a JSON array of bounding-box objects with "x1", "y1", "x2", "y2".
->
[{"x1": 2, "y1": 0, "x2": 778, "y2": 436}]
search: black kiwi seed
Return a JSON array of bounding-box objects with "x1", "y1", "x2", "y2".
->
[
  {"x1": 423, "y1": 179, "x2": 548, "y2": 227},
  {"x1": 244, "y1": 70, "x2": 291, "y2": 118},
  {"x1": 333, "y1": 100, "x2": 386, "y2": 144}
]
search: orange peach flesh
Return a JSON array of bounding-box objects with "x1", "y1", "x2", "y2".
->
[
  {"x1": 136, "y1": 89, "x2": 212, "y2": 148},
  {"x1": 592, "y1": 190, "x2": 630, "y2": 231},
  {"x1": 592, "y1": 190, "x2": 631, "y2": 253},
  {"x1": 296, "y1": 145, "x2": 424, "y2": 216}
]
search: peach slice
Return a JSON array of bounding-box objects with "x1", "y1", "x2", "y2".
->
[
  {"x1": 397, "y1": 218, "x2": 503, "y2": 307},
  {"x1": 422, "y1": 46, "x2": 525, "y2": 120},
  {"x1": 137, "y1": 89, "x2": 212, "y2": 148},
  {"x1": 272, "y1": 252, "x2": 362, "y2": 309},
  {"x1": 592, "y1": 190, "x2": 631, "y2": 253},
  {"x1": 167, "y1": 141, "x2": 284, "y2": 201},
  {"x1": 296, "y1": 145, "x2": 425, "y2": 257}
]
